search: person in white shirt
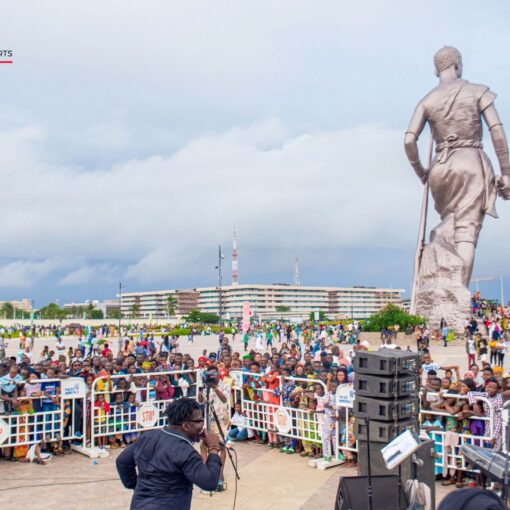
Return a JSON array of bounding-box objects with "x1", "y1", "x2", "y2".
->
[{"x1": 55, "y1": 338, "x2": 66, "y2": 357}]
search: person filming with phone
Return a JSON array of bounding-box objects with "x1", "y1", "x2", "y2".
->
[{"x1": 116, "y1": 398, "x2": 222, "y2": 510}]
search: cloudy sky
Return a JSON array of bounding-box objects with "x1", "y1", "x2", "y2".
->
[{"x1": 1, "y1": 0, "x2": 510, "y2": 307}]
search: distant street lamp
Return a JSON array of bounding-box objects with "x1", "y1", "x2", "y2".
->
[
  {"x1": 118, "y1": 282, "x2": 122, "y2": 353},
  {"x1": 215, "y1": 245, "x2": 225, "y2": 325}
]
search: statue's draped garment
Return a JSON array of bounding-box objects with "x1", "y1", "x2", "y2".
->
[{"x1": 408, "y1": 79, "x2": 498, "y2": 245}]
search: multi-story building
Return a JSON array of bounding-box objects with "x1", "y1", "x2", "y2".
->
[
  {"x1": 0, "y1": 298, "x2": 32, "y2": 313},
  {"x1": 121, "y1": 284, "x2": 404, "y2": 320},
  {"x1": 121, "y1": 289, "x2": 199, "y2": 319},
  {"x1": 198, "y1": 284, "x2": 403, "y2": 320},
  {"x1": 63, "y1": 299, "x2": 120, "y2": 318}
]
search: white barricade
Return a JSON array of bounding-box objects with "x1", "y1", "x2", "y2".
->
[
  {"x1": 419, "y1": 392, "x2": 495, "y2": 473},
  {"x1": 0, "y1": 377, "x2": 87, "y2": 449},
  {"x1": 335, "y1": 383, "x2": 357, "y2": 456},
  {"x1": 230, "y1": 371, "x2": 326, "y2": 445},
  {"x1": 90, "y1": 369, "x2": 201, "y2": 447}
]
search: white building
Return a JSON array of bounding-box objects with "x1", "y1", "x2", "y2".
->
[{"x1": 121, "y1": 284, "x2": 404, "y2": 320}]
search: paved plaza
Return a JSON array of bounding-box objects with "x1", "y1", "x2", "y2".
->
[{"x1": 0, "y1": 331, "x2": 497, "y2": 509}]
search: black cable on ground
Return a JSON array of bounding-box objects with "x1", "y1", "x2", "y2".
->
[{"x1": 0, "y1": 478, "x2": 119, "y2": 492}]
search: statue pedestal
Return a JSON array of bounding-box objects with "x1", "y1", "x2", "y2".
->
[{"x1": 415, "y1": 214, "x2": 471, "y2": 333}]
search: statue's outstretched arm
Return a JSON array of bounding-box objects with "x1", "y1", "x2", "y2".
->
[
  {"x1": 404, "y1": 102, "x2": 427, "y2": 184},
  {"x1": 483, "y1": 104, "x2": 510, "y2": 199}
]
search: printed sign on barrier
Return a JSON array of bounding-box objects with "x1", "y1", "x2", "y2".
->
[
  {"x1": 336, "y1": 383, "x2": 355, "y2": 407},
  {"x1": 61, "y1": 378, "x2": 87, "y2": 399},
  {"x1": 137, "y1": 403, "x2": 160, "y2": 428},
  {"x1": 274, "y1": 408, "x2": 292, "y2": 434},
  {"x1": 0, "y1": 418, "x2": 9, "y2": 445}
]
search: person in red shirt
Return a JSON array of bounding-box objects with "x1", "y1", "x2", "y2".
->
[
  {"x1": 94, "y1": 393, "x2": 111, "y2": 449},
  {"x1": 101, "y1": 343, "x2": 112, "y2": 358},
  {"x1": 155, "y1": 374, "x2": 175, "y2": 401}
]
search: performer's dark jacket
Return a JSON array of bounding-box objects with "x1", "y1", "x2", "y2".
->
[{"x1": 116, "y1": 428, "x2": 221, "y2": 510}]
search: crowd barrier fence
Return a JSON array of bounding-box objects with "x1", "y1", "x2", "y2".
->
[
  {"x1": 0, "y1": 372, "x2": 500, "y2": 477},
  {"x1": 419, "y1": 392, "x2": 495, "y2": 473},
  {"x1": 0, "y1": 377, "x2": 86, "y2": 449},
  {"x1": 90, "y1": 369, "x2": 201, "y2": 447}
]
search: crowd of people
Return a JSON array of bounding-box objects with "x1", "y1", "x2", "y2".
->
[{"x1": 0, "y1": 314, "x2": 509, "y2": 493}]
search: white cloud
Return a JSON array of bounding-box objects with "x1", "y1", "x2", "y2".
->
[
  {"x1": 0, "y1": 259, "x2": 61, "y2": 288},
  {"x1": 58, "y1": 264, "x2": 118, "y2": 286},
  {"x1": 0, "y1": 118, "x2": 508, "y2": 297}
]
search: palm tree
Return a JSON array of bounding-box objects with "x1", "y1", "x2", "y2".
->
[
  {"x1": 1, "y1": 302, "x2": 14, "y2": 319},
  {"x1": 130, "y1": 303, "x2": 140, "y2": 318},
  {"x1": 166, "y1": 295, "x2": 178, "y2": 317}
]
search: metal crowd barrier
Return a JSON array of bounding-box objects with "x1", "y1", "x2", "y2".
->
[
  {"x1": 0, "y1": 371, "x2": 499, "y2": 477},
  {"x1": 0, "y1": 377, "x2": 87, "y2": 449},
  {"x1": 90, "y1": 369, "x2": 201, "y2": 447},
  {"x1": 420, "y1": 392, "x2": 495, "y2": 473},
  {"x1": 229, "y1": 371, "x2": 327, "y2": 445}
]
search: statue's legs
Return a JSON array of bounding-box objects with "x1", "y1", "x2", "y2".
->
[{"x1": 455, "y1": 240, "x2": 476, "y2": 287}]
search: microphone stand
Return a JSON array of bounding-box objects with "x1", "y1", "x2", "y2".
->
[{"x1": 204, "y1": 386, "x2": 240, "y2": 480}]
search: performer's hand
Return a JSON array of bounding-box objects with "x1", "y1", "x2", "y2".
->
[
  {"x1": 201, "y1": 430, "x2": 220, "y2": 450},
  {"x1": 496, "y1": 175, "x2": 510, "y2": 200},
  {"x1": 419, "y1": 169, "x2": 429, "y2": 185}
]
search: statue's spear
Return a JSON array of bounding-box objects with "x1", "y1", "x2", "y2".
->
[{"x1": 410, "y1": 135, "x2": 434, "y2": 315}]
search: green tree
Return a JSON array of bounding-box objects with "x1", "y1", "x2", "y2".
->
[
  {"x1": 275, "y1": 305, "x2": 291, "y2": 313},
  {"x1": 86, "y1": 302, "x2": 95, "y2": 319},
  {"x1": 130, "y1": 303, "x2": 140, "y2": 318},
  {"x1": 91, "y1": 309, "x2": 104, "y2": 319},
  {"x1": 166, "y1": 295, "x2": 178, "y2": 317},
  {"x1": 309, "y1": 309, "x2": 327, "y2": 321},
  {"x1": 184, "y1": 310, "x2": 219, "y2": 324},
  {"x1": 108, "y1": 308, "x2": 121, "y2": 319},
  {"x1": 1, "y1": 302, "x2": 14, "y2": 319},
  {"x1": 362, "y1": 304, "x2": 426, "y2": 332},
  {"x1": 39, "y1": 302, "x2": 66, "y2": 320}
]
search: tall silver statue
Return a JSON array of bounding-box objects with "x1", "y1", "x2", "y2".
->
[{"x1": 405, "y1": 47, "x2": 510, "y2": 331}]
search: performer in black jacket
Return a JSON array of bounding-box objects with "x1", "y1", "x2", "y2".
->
[{"x1": 116, "y1": 398, "x2": 222, "y2": 510}]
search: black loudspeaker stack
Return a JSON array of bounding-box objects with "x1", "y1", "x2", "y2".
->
[{"x1": 335, "y1": 349, "x2": 436, "y2": 510}]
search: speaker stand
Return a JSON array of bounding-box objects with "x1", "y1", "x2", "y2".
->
[{"x1": 363, "y1": 415, "x2": 374, "y2": 510}]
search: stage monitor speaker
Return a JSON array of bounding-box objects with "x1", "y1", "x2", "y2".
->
[
  {"x1": 353, "y1": 395, "x2": 420, "y2": 421},
  {"x1": 335, "y1": 475, "x2": 407, "y2": 510},
  {"x1": 354, "y1": 373, "x2": 419, "y2": 398},
  {"x1": 357, "y1": 439, "x2": 436, "y2": 510},
  {"x1": 354, "y1": 417, "x2": 419, "y2": 443},
  {"x1": 353, "y1": 349, "x2": 420, "y2": 376}
]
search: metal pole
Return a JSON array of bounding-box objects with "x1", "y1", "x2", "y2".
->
[
  {"x1": 364, "y1": 415, "x2": 374, "y2": 510},
  {"x1": 218, "y1": 245, "x2": 223, "y2": 325},
  {"x1": 118, "y1": 282, "x2": 122, "y2": 354}
]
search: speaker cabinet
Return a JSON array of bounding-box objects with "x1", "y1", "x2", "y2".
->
[
  {"x1": 354, "y1": 373, "x2": 419, "y2": 398},
  {"x1": 335, "y1": 475, "x2": 407, "y2": 510},
  {"x1": 353, "y1": 349, "x2": 420, "y2": 376},
  {"x1": 353, "y1": 395, "x2": 420, "y2": 421}
]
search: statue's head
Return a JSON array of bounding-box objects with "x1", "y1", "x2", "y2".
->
[{"x1": 433, "y1": 46, "x2": 462, "y2": 78}]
